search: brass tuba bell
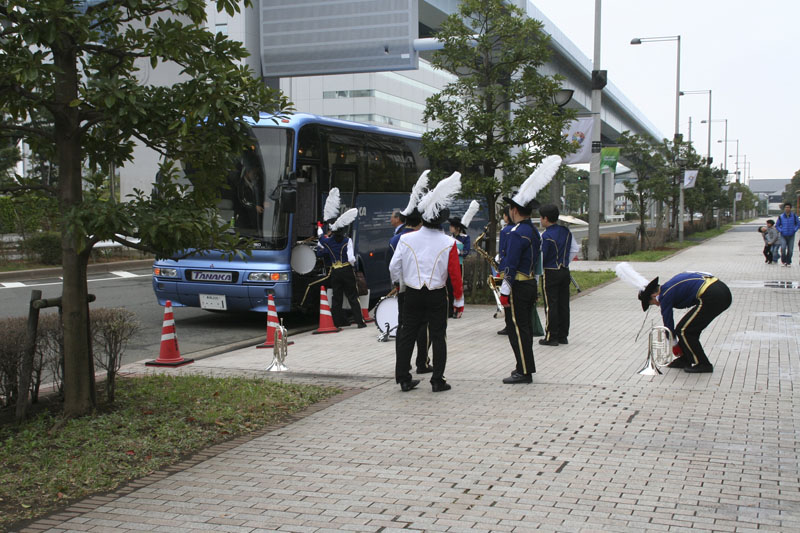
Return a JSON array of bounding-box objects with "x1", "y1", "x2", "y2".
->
[
  {"x1": 266, "y1": 319, "x2": 289, "y2": 372},
  {"x1": 638, "y1": 326, "x2": 673, "y2": 376}
]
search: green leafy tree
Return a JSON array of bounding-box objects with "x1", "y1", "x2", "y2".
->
[
  {"x1": 421, "y1": 0, "x2": 576, "y2": 255},
  {"x1": 782, "y1": 169, "x2": 800, "y2": 206},
  {"x1": 618, "y1": 132, "x2": 670, "y2": 249},
  {"x1": 0, "y1": 0, "x2": 291, "y2": 417}
]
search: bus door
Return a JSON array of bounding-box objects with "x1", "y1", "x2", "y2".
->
[{"x1": 295, "y1": 163, "x2": 319, "y2": 241}]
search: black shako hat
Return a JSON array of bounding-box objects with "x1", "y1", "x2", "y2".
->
[{"x1": 638, "y1": 277, "x2": 659, "y2": 311}]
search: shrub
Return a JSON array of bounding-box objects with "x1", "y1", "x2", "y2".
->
[
  {"x1": 581, "y1": 232, "x2": 638, "y2": 260},
  {"x1": 91, "y1": 308, "x2": 140, "y2": 404},
  {"x1": 462, "y1": 254, "x2": 496, "y2": 305},
  {"x1": 18, "y1": 232, "x2": 62, "y2": 265},
  {"x1": 0, "y1": 306, "x2": 139, "y2": 414}
]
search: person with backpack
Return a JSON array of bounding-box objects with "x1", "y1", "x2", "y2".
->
[{"x1": 775, "y1": 202, "x2": 800, "y2": 267}]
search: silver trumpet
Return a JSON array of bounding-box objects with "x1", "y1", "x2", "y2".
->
[
  {"x1": 266, "y1": 319, "x2": 289, "y2": 372},
  {"x1": 638, "y1": 325, "x2": 673, "y2": 376}
]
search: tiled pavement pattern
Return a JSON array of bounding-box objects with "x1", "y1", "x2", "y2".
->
[{"x1": 17, "y1": 220, "x2": 800, "y2": 532}]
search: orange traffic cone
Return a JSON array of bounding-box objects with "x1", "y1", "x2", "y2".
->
[
  {"x1": 257, "y1": 294, "x2": 294, "y2": 348},
  {"x1": 312, "y1": 285, "x2": 341, "y2": 334},
  {"x1": 146, "y1": 301, "x2": 194, "y2": 367},
  {"x1": 359, "y1": 291, "x2": 374, "y2": 324}
]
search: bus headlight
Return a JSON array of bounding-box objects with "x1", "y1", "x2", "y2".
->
[
  {"x1": 153, "y1": 267, "x2": 178, "y2": 278},
  {"x1": 247, "y1": 272, "x2": 289, "y2": 282}
]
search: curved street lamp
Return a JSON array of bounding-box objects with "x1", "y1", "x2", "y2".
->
[{"x1": 631, "y1": 35, "x2": 684, "y2": 241}]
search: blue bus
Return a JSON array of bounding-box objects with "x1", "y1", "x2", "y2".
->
[{"x1": 153, "y1": 113, "x2": 435, "y2": 313}]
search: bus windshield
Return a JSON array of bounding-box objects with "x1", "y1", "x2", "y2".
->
[{"x1": 220, "y1": 127, "x2": 293, "y2": 249}]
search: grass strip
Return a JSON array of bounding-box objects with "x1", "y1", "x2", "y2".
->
[
  {"x1": 0, "y1": 374, "x2": 340, "y2": 528},
  {"x1": 612, "y1": 224, "x2": 732, "y2": 262}
]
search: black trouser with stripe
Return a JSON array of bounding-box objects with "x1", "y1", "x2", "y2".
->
[
  {"x1": 542, "y1": 267, "x2": 570, "y2": 342},
  {"x1": 676, "y1": 280, "x2": 732, "y2": 366},
  {"x1": 397, "y1": 291, "x2": 431, "y2": 370},
  {"x1": 330, "y1": 265, "x2": 364, "y2": 328},
  {"x1": 505, "y1": 278, "x2": 537, "y2": 375},
  {"x1": 396, "y1": 287, "x2": 448, "y2": 384}
]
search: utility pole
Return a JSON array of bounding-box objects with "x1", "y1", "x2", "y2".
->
[{"x1": 587, "y1": 0, "x2": 604, "y2": 260}]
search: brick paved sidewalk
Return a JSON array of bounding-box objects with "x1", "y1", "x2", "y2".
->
[{"x1": 17, "y1": 220, "x2": 800, "y2": 532}]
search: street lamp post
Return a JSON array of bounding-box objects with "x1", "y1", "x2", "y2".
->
[
  {"x1": 718, "y1": 138, "x2": 739, "y2": 182},
  {"x1": 631, "y1": 35, "x2": 684, "y2": 241},
  {"x1": 681, "y1": 90, "x2": 712, "y2": 164},
  {"x1": 587, "y1": 0, "x2": 604, "y2": 261},
  {"x1": 701, "y1": 118, "x2": 727, "y2": 171}
]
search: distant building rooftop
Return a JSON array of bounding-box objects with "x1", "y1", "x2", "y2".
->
[{"x1": 749, "y1": 179, "x2": 789, "y2": 194}]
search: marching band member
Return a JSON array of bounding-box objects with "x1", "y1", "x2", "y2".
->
[
  {"x1": 538, "y1": 203, "x2": 574, "y2": 346},
  {"x1": 615, "y1": 263, "x2": 732, "y2": 373},
  {"x1": 448, "y1": 200, "x2": 478, "y2": 263},
  {"x1": 390, "y1": 172, "x2": 464, "y2": 392},
  {"x1": 390, "y1": 171, "x2": 432, "y2": 374},
  {"x1": 317, "y1": 207, "x2": 366, "y2": 329},
  {"x1": 447, "y1": 200, "x2": 479, "y2": 317},
  {"x1": 499, "y1": 155, "x2": 562, "y2": 384},
  {"x1": 496, "y1": 206, "x2": 512, "y2": 336}
]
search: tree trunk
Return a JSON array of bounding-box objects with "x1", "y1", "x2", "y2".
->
[{"x1": 54, "y1": 36, "x2": 95, "y2": 417}]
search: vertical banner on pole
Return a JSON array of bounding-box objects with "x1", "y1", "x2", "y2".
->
[
  {"x1": 683, "y1": 169, "x2": 699, "y2": 189},
  {"x1": 562, "y1": 118, "x2": 594, "y2": 164}
]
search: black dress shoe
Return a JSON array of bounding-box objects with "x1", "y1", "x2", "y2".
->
[
  {"x1": 497, "y1": 328, "x2": 508, "y2": 335},
  {"x1": 431, "y1": 381, "x2": 451, "y2": 392},
  {"x1": 667, "y1": 357, "x2": 688, "y2": 368},
  {"x1": 400, "y1": 379, "x2": 420, "y2": 391},
  {"x1": 416, "y1": 366, "x2": 434, "y2": 374},
  {"x1": 557, "y1": 337, "x2": 568, "y2": 344},
  {"x1": 502, "y1": 371, "x2": 532, "y2": 384},
  {"x1": 538, "y1": 338, "x2": 558, "y2": 346},
  {"x1": 685, "y1": 363, "x2": 713, "y2": 373},
  {"x1": 356, "y1": 323, "x2": 367, "y2": 329}
]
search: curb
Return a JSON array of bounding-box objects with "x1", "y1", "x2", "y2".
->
[{"x1": 0, "y1": 259, "x2": 154, "y2": 283}]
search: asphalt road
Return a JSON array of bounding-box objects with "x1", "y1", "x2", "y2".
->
[{"x1": 0, "y1": 267, "x2": 315, "y2": 368}]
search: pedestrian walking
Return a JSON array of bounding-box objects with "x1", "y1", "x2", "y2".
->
[{"x1": 775, "y1": 202, "x2": 800, "y2": 266}]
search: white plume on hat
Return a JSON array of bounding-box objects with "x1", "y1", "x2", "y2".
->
[
  {"x1": 323, "y1": 187, "x2": 340, "y2": 222},
  {"x1": 401, "y1": 170, "x2": 430, "y2": 216},
  {"x1": 417, "y1": 171, "x2": 462, "y2": 222},
  {"x1": 461, "y1": 200, "x2": 480, "y2": 228},
  {"x1": 511, "y1": 155, "x2": 562, "y2": 208},
  {"x1": 615, "y1": 262, "x2": 649, "y2": 291},
  {"x1": 330, "y1": 207, "x2": 358, "y2": 232}
]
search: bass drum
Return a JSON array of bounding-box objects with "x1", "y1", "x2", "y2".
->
[
  {"x1": 290, "y1": 244, "x2": 318, "y2": 274},
  {"x1": 373, "y1": 294, "x2": 399, "y2": 338}
]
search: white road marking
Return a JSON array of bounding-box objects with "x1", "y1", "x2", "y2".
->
[
  {"x1": 0, "y1": 273, "x2": 151, "y2": 290},
  {"x1": 111, "y1": 271, "x2": 139, "y2": 278}
]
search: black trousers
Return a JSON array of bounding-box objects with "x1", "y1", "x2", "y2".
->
[
  {"x1": 542, "y1": 268, "x2": 570, "y2": 342},
  {"x1": 396, "y1": 287, "x2": 448, "y2": 384},
  {"x1": 330, "y1": 265, "x2": 364, "y2": 327},
  {"x1": 397, "y1": 291, "x2": 431, "y2": 369},
  {"x1": 505, "y1": 279, "x2": 537, "y2": 375},
  {"x1": 676, "y1": 281, "x2": 732, "y2": 366}
]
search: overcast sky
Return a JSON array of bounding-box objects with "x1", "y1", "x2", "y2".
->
[{"x1": 532, "y1": 0, "x2": 799, "y2": 184}]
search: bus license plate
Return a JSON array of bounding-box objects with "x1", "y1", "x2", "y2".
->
[{"x1": 199, "y1": 294, "x2": 226, "y2": 310}]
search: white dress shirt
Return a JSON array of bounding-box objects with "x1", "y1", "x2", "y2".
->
[{"x1": 389, "y1": 227, "x2": 463, "y2": 306}]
